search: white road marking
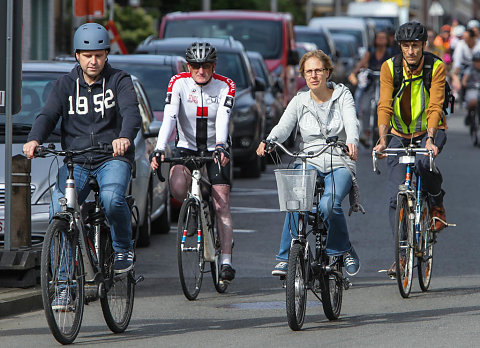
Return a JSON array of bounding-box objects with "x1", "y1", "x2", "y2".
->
[
  {"x1": 231, "y1": 187, "x2": 278, "y2": 196},
  {"x1": 231, "y1": 206, "x2": 280, "y2": 214}
]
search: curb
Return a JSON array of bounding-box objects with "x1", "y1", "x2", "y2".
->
[{"x1": 0, "y1": 287, "x2": 43, "y2": 318}]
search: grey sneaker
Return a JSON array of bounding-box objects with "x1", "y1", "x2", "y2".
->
[
  {"x1": 114, "y1": 250, "x2": 134, "y2": 274},
  {"x1": 51, "y1": 288, "x2": 72, "y2": 311},
  {"x1": 343, "y1": 248, "x2": 360, "y2": 276},
  {"x1": 272, "y1": 261, "x2": 288, "y2": 276}
]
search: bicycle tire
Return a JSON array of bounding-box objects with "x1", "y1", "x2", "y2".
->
[
  {"x1": 418, "y1": 197, "x2": 434, "y2": 291},
  {"x1": 470, "y1": 108, "x2": 479, "y2": 146},
  {"x1": 320, "y1": 256, "x2": 343, "y2": 320},
  {"x1": 394, "y1": 195, "x2": 414, "y2": 298},
  {"x1": 210, "y1": 207, "x2": 228, "y2": 293},
  {"x1": 177, "y1": 198, "x2": 204, "y2": 300},
  {"x1": 286, "y1": 243, "x2": 307, "y2": 331},
  {"x1": 100, "y1": 226, "x2": 135, "y2": 333},
  {"x1": 41, "y1": 219, "x2": 85, "y2": 345}
]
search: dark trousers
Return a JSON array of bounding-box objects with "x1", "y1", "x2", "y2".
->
[{"x1": 387, "y1": 130, "x2": 447, "y2": 232}]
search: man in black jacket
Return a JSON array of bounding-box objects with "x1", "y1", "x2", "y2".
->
[{"x1": 23, "y1": 23, "x2": 141, "y2": 275}]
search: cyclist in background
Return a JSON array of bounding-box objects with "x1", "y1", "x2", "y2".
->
[
  {"x1": 348, "y1": 30, "x2": 391, "y2": 146},
  {"x1": 462, "y1": 51, "x2": 480, "y2": 124},
  {"x1": 23, "y1": 23, "x2": 142, "y2": 275},
  {"x1": 451, "y1": 28, "x2": 480, "y2": 99},
  {"x1": 256, "y1": 50, "x2": 361, "y2": 277},
  {"x1": 374, "y1": 21, "x2": 448, "y2": 276},
  {"x1": 150, "y1": 42, "x2": 236, "y2": 283}
]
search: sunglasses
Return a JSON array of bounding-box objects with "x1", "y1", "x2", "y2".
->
[{"x1": 189, "y1": 62, "x2": 213, "y2": 70}]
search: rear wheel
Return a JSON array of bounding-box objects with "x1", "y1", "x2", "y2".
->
[
  {"x1": 418, "y1": 197, "x2": 434, "y2": 291},
  {"x1": 41, "y1": 219, "x2": 85, "y2": 345},
  {"x1": 100, "y1": 226, "x2": 135, "y2": 333},
  {"x1": 286, "y1": 243, "x2": 307, "y2": 331},
  {"x1": 320, "y1": 257, "x2": 343, "y2": 320},
  {"x1": 177, "y1": 198, "x2": 204, "y2": 300},
  {"x1": 394, "y1": 195, "x2": 414, "y2": 298}
]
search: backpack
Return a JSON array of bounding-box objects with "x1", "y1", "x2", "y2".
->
[{"x1": 392, "y1": 51, "x2": 455, "y2": 115}]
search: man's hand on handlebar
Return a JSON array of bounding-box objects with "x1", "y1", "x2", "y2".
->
[
  {"x1": 425, "y1": 138, "x2": 439, "y2": 157},
  {"x1": 23, "y1": 140, "x2": 40, "y2": 159},
  {"x1": 373, "y1": 142, "x2": 387, "y2": 159},
  {"x1": 112, "y1": 138, "x2": 131, "y2": 157},
  {"x1": 214, "y1": 146, "x2": 230, "y2": 167}
]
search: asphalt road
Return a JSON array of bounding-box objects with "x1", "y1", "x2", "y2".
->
[{"x1": 1, "y1": 112, "x2": 480, "y2": 347}]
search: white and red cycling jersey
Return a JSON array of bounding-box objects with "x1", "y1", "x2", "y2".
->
[{"x1": 155, "y1": 72, "x2": 236, "y2": 152}]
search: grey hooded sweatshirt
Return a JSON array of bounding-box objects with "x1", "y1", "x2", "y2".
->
[{"x1": 267, "y1": 82, "x2": 359, "y2": 173}]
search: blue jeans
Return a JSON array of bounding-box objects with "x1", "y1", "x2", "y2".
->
[
  {"x1": 50, "y1": 160, "x2": 133, "y2": 253},
  {"x1": 276, "y1": 166, "x2": 353, "y2": 261}
]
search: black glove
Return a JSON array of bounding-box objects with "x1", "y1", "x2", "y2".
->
[{"x1": 149, "y1": 150, "x2": 164, "y2": 163}]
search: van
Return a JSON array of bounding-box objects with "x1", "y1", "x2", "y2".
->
[
  {"x1": 346, "y1": 1, "x2": 409, "y2": 29},
  {"x1": 308, "y1": 16, "x2": 371, "y2": 57},
  {"x1": 159, "y1": 10, "x2": 299, "y2": 106}
]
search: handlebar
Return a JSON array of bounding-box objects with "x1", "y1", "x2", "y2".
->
[
  {"x1": 153, "y1": 152, "x2": 220, "y2": 183},
  {"x1": 265, "y1": 136, "x2": 348, "y2": 160},
  {"x1": 372, "y1": 146, "x2": 435, "y2": 175},
  {"x1": 34, "y1": 143, "x2": 113, "y2": 158}
]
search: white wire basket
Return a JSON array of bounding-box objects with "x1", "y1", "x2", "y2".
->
[{"x1": 274, "y1": 168, "x2": 317, "y2": 212}]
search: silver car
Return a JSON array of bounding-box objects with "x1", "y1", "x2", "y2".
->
[{"x1": 0, "y1": 61, "x2": 170, "y2": 247}]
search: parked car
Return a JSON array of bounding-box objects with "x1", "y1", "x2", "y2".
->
[
  {"x1": 0, "y1": 61, "x2": 171, "y2": 247},
  {"x1": 158, "y1": 10, "x2": 298, "y2": 107},
  {"x1": 309, "y1": 16, "x2": 371, "y2": 57},
  {"x1": 246, "y1": 51, "x2": 284, "y2": 135},
  {"x1": 330, "y1": 33, "x2": 360, "y2": 77},
  {"x1": 136, "y1": 37, "x2": 267, "y2": 178},
  {"x1": 293, "y1": 25, "x2": 347, "y2": 85}
]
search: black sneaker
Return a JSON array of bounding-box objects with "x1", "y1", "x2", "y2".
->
[
  {"x1": 114, "y1": 250, "x2": 134, "y2": 274},
  {"x1": 219, "y1": 264, "x2": 236, "y2": 283}
]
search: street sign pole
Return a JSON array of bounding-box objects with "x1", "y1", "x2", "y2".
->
[{"x1": 4, "y1": 0, "x2": 14, "y2": 251}]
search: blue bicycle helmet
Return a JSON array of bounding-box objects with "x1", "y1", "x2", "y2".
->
[{"x1": 73, "y1": 23, "x2": 110, "y2": 53}]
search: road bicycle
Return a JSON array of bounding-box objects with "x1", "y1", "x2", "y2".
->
[
  {"x1": 266, "y1": 137, "x2": 352, "y2": 331},
  {"x1": 373, "y1": 142, "x2": 436, "y2": 298},
  {"x1": 156, "y1": 152, "x2": 228, "y2": 300},
  {"x1": 36, "y1": 144, "x2": 143, "y2": 344}
]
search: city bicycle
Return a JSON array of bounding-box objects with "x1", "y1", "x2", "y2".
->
[
  {"x1": 36, "y1": 144, "x2": 143, "y2": 344},
  {"x1": 155, "y1": 152, "x2": 228, "y2": 300},
  {"x1": 373, "y1": 142, "x2": 436, "y2": 298},
  {"x1": 266, "y1": 137, "x2": 352, "y2": 331}
]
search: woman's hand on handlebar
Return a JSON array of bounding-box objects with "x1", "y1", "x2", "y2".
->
[
  {"x1": 256, "y1": 141, "x2": 267, "y2": 157},
  {"x1": 346, "y1": 143, "x2": 358, "y2": 161},
  {"x1": 23, "y1": 140, "x2": 40, "y2": 159}
]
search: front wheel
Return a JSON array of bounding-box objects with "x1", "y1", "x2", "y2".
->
[
  {"x1": 177, "y1": 198, "x2": 204, "y2": 300},
  {"x1": 470, "y1": 108, "x2": 479, "y2": 146},
  {"x1": 394, "y1": 195, "x2": 414, "y2": 298},
  {"x1": 210, "y1": 207, "x2": 228, "y2": 293},
  {"x1": 320, "y1": 256, "x2": 343, "y2": 320},
  {"x1": 100, "y1": 226, "x2": 135, "y2": 333},
  {"x1": 41, "y1": 219, "x2": 85, "y2": 345},
  {"x1": 418, "y1": 197, "x2": 434, "y2": 291},
  {"x1": 285, "y1": 243, "x2": 308, "y2": 331}
]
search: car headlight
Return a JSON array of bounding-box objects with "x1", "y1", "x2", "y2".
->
[{"x1": 36, "y1": 185, "x2": 54, "y2": 204}]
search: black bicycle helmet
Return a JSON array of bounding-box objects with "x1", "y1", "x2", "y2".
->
[
  {"x1": 395, "y1": 21, "x2": 428, "y2": 43},
  {"x1": 473, "y1": 51, "x2": 480, "y2": 62},
  {"x1": 185, "y1": 42, "x2": 218, "y2": 64}
]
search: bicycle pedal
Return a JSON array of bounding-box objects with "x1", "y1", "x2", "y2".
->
[
  {"x1": 343, "y1": 277, "x2": 352, "y2": 290},
  {"x1": 134, "y1": 275, "x2": 145, "y2": 285}
]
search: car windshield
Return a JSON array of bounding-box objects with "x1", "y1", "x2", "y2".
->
[
  {"x1": 0, "y1": 72, "x2": 62, "y2": 142},
  {"x1": 144, "y1": 50, "x2": 248, "y2": 90},
  {"x1": 328, "y1": 29, "x2": 363, "y2": 45},
  {"x1": 106, "y1": 62, "x2": 174, "y2": 112},
  {"x1": 295, "y1": 32, "x2": 331, "y2": 56},
  {"x1": 164, "y1": 19, "x2": 283, "y2": 60},
  {"x1": 249, "y1": 57, "x2": 271, "y2": 88}
]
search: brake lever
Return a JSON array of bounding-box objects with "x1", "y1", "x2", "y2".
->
[{"x1": 153, "y1": 152, "x2": 166, "y2": 182}]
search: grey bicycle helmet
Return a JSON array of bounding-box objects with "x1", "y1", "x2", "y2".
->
[
  {"x1": 185, "y1": 42, "x2": 218, "y2": 64},
  {"x1": 395, "y1": 21, "x2": 428, "y2": 42},
  {"x1": 473, "y1": 51, "x2": 480, "y2": 62},
  {"x1": 73, "y1": 23, "x2": 110, "y2": 53}
]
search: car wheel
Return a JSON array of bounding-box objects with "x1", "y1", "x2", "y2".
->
[{"x1": 137, "y1": 189, "x2": 152, "y2": 247}]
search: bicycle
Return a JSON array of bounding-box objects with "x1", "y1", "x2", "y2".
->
[
  {"x1": 155, "y1": 151, "x2": 228, "y2": 301},
  {"x1": 467, "y1": 82, "x2": 480, "y2": 146},
  {"x1": 35, "y1": 144, "x2": 144, "y2": 344},
  {"x1": 365, "y1": 68, "x2": 381, "y2": 148},
  {"x1": 266, "y1": 137, "x2": 352, "y2": 331},
  {"x1": 373, "y1": 142, "x2": 436, "y2": 298}
]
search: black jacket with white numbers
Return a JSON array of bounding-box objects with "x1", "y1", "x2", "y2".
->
[{"x1": 28, "y1": 62, "x2": 141, "y2": 168}]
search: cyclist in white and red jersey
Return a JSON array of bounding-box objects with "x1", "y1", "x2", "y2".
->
[{"x1": 150, "y1": 41, "x2": 236, "y2": 282}]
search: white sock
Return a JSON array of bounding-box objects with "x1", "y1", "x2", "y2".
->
[{"x1": 220, "y1": 254, "x2": 232, "y2": 265}]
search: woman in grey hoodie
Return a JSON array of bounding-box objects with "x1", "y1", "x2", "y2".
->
[{"x1": 256, "y1": 50, "x2": 360, "y2": 277}]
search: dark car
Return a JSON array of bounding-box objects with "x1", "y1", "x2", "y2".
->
[
  {"x1": 136, "y1": 37, "x2": 267, "y2": 178},
  {"x1": 330, "y1": 33, "x2": 360, "y2": 76},
  {"x1": 294, "y1": 25, "x2": 347, "y2": 85},
  {"x1": 0, "y1": 61, "x2": 171, "y2": 247}
]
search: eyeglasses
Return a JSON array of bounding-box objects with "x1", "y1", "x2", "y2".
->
[
  {"x1": 189, "y1": 62, "x2": 213, "y2": 70},
  {"x1": 304, "y1": 68, "x2": 328, "y2": 77}
]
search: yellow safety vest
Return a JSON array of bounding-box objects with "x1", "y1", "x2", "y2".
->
[{"x1": 387, "y1": 57, "x2": 443, "y2": 134}]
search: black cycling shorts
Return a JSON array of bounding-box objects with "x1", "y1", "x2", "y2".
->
[{"x1": 172, "y1": 147, "x2": 231, "y2": 186}]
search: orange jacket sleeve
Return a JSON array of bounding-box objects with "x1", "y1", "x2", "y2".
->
[
  {"x1": 377, "y1": 61, "x2": 394, "y2": 127},
  {"x1": 427, "y1": 61, "x2": 446, "y2": 129}
]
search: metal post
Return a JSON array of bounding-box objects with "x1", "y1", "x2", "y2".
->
[
  {"x1": 306, "y1": 0, "x2": 312, "y2": 24},
  {"x1": 5, "y1": 0, "x2": 14, "y2": 251},
  {"x1": 270, "y1": 0, "x2": 277, "y2": 13},
  {"x1": 202, "y1": 0, "x2": 210, "y2": 11}
]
